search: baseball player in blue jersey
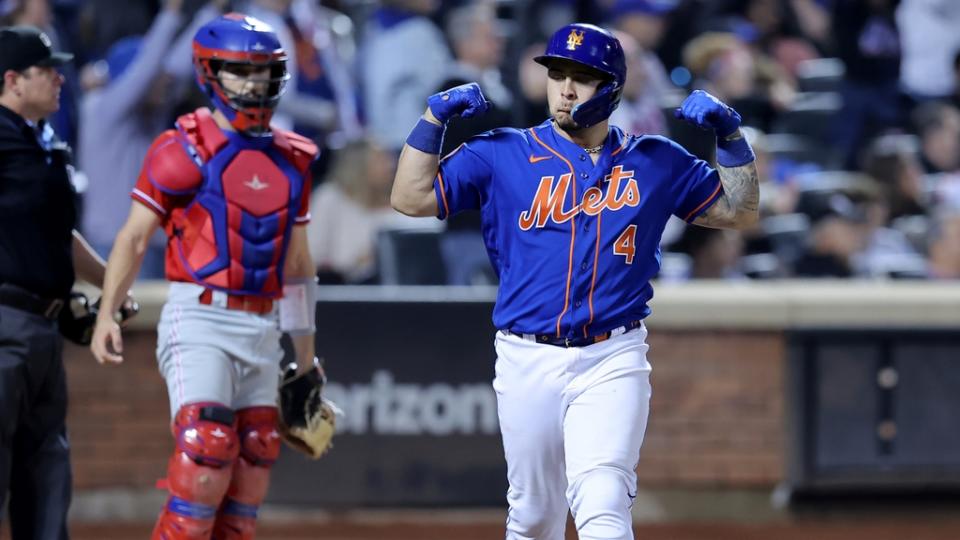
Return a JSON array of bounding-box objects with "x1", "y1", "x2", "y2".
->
[{"x1": 392, "y1": 23, "x2": 759, "y2": 540}]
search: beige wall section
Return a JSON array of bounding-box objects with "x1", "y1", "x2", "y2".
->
[
  {"x1": 64, "y1": 281, "x2": 960, "y2": 491},
  {"x1": 112, "y1": 280, "x2": 960, "y2": 330},
  {"x1": 647, "y1": 281, "x2": 960, "y2": 329}
]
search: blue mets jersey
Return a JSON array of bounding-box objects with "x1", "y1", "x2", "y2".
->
[{"x1": 434, "y1": 120, "x2": 722, "y2": 338}]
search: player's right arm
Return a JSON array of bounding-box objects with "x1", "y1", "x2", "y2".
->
[
  {"x1": 90, "y1": 129, "x2": 200, "y2": 365},
  {"x1": 391, "y1": 83, "x2": 490, "y2": 217},
  {"x1": 391, "y1": 108, "x2": 444, "y2": 217},
  {"x1": 90, "y1": 203, "x2": 161, "y2": 365}
]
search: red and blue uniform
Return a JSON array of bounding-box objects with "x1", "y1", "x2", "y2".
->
[
  {"x1": 132, "y1": 107, "x2": 316, "y2": 540},
  {"x1": 132, "y1": 107, "x2": 314, "y2": 300},
  {"x1": 128, "y1": 13, "x2": 320, "y2": 540}
]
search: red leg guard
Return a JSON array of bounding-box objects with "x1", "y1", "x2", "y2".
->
[
  {"x1": 152, "y1": 402, "x2": 240, "y2": 540},
  {"x1": 212, "y1": 406, "x2": 281, "y2": 540}
]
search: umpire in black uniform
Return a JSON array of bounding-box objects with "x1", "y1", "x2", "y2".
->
[{"x1": 0, "y1": 26, "x2": 110, "y2": 539}]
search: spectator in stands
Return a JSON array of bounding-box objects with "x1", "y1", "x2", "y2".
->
[
  {"x1": 439, "y1": 2, "x2": 513, "y2": 150},
  {"x1": 926, "y1": 211, "x2": 960, "y2": 279},
  {"x1": 77, "y1": 0, "x2": 155, "y2": 59},
  {"x1": 684, "y1": 32, "x2": 755, "y2": 105},
  {"x1": 307, "y1": 138, "x2": 437, "y2": 284},
  {"x1": 952, "y1": 49, "x2": 960, "y2": 110},
  {"x1": 793, "y1": 204, "x2": 868, "y2": 278},
  {"x1": 712, "y1": 0, "x2": 822, "y2": 77},
  {"x1": 911, "y1": 101, "x2": 960, "y2": 175},
  {"x1": 830, "y1": 0, "x2": 903, "y2": 170},
  {"x1": 862, "y1": 134, "x2": 927, "y2": 222},
  {"x1": 78, "y1": 0, "x2": 221, "y2": 279},
  {"x1": 788, "y1": 0, "x2": 832, "y2": 50},
  {"x1": 516, "y1": 41, "x2": 548, "y2": 126},
  {"x1": 444, "y1": 3, "x2": 511, "y2": 113},
  {"x1": 608, "y1": 29, "x2": 669, "y2": 137},
  {"x1": 672, "y1": 225, "x2": 746, "y2": 280},
  {"x1": 243, "y1": 0, "x2": 358, "y2": 143},
  {"x1": 607, "y1": 0, "x2": 676, "y2": 102},
  {"x1": 360, "y1": 0, "x2": 450, "y2": 150},
  {"x1": 896, "y1": 0, "x2": 960, "y2": 102},
  {"x1": 682, "y1": 31, "x2": 793, "y2": 131},
  {"x1": 741, "y1": 126, "x2": 800, "y2": 216},
  {"x1": 859, "y1": 184, "x2": 927, "y2": 278}
]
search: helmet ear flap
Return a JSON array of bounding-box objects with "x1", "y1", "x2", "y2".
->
[{"x1": 571, "y1": 81, "x2": 623, "y2": 128}]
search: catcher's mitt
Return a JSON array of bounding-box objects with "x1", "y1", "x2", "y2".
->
[{"x1": 277, "y1": 359, "x2": 339, "y2": 459}]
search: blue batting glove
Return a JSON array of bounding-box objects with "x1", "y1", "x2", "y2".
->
[
  {"x1": 673, "y1": 90, "x2": 742, "y2": 138},
  {"x1": 427, "y1": 83, "x2": 491, "y2": 124}
]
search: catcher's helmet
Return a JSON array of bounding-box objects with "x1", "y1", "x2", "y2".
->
[
  {"x1": 192, "y1": 13, "x2": 288, "y2": 135},
  {"x1": 534, "y1": 23, "x2": 626, "y2": 128}
]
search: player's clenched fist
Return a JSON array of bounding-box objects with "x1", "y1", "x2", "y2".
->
[
  {"x1": 673, "y1": 90, "x2": 742, "y2": 138},
  {"x1": 428, "y1": 82, "x2": 491, "y2": 124}
]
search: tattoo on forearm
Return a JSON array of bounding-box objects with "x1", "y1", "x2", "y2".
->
[{"x1": 695, "y1": 163, "x2": 759, "y2": 228}]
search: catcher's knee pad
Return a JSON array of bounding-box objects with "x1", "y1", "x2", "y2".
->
[
  {"x1": 213, "y1": 406, "x2": 281, "y2": 539},
  {"x1": 152, "y1": 402, "x2": 239, "y2": 540}
]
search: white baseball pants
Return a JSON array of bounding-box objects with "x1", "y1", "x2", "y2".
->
[{"x1": 494, "y1": 324, "x2": 652, "y2": 540}]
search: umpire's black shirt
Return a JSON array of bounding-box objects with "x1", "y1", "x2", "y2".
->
[{"x1": 0, "y1": 103, "x2": 76, "y2": 299}]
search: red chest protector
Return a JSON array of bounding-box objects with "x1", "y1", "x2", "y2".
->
[{"x1": 158, "y1": 108, "x2": 315, "y2": 297}]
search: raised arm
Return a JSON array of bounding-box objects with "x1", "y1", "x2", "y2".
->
[
  {"x1": 674, "y1": 90, "x2": 760, "y2": 230},
  {"x1": 390, "y1": 83, "x2": 490, "y2": 217}
]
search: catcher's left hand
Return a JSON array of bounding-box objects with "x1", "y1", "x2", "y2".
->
[{"x1": 277, "y1": 359, "x2": 340, "y2": 459}]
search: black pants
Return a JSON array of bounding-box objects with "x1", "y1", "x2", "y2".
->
[{"x1": 0, "y1": 304, "x2": 71, "y2": 540}]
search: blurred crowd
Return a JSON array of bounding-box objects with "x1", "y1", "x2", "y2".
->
[{"x1": 7, "y1": 0, "x2": 960, "y2": 283}]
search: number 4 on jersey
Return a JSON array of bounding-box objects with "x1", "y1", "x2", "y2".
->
[{"x1": 614, "y1": 225, "x2": 637, "y2": 264}]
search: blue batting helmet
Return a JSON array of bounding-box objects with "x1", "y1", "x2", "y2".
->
[
  {"x1": 192, "y1": 13, "x2": 289, "y2": 134},
  {"x1": 534, "y1": 23, "x2": 626, "y2": 128}
]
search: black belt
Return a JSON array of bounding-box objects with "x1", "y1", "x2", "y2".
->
[
  {"x1": 504, "y1": 320, "x2": 644, "y2": 348},
  {"x1": 0, "y1": 284, "x2": 64, "y2": 320}
]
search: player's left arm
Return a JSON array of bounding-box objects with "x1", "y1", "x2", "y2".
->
[
  {"x1": 693, "y1": 131, "x2": 760, "y2": 230},
  {"x1": 283, "y1": 224, "x2": 318, "y2": 376},
  {"x1": 674, "y1": 90, "x2": 760, "y2": 230},
  {"x1": 71, "y1": 230, "x2": 107, "y2": 286}
]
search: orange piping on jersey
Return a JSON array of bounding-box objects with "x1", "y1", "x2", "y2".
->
[
  {"x1": 436, "y1": 171, "x2": 451, "y2": 218},
  {"x1": 684, "y1": 181, "x2": 722, "y2": 221},
  {"x1": 441, "y1": 142, "x2": 465, "y2": 162},
  {"x1": 529, "y1": 128, "x2": 577, "y2": 338},
  {"x1": 584, "y1": 212, "x2": 603, "y2": 338},
  {"x1": 611, "y1": 136, "x2": 629, "y2": 156}
]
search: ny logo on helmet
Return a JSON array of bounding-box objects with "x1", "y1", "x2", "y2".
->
[{"x1": 566, "y1": 30, "x2": 584, "y2": 51}]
